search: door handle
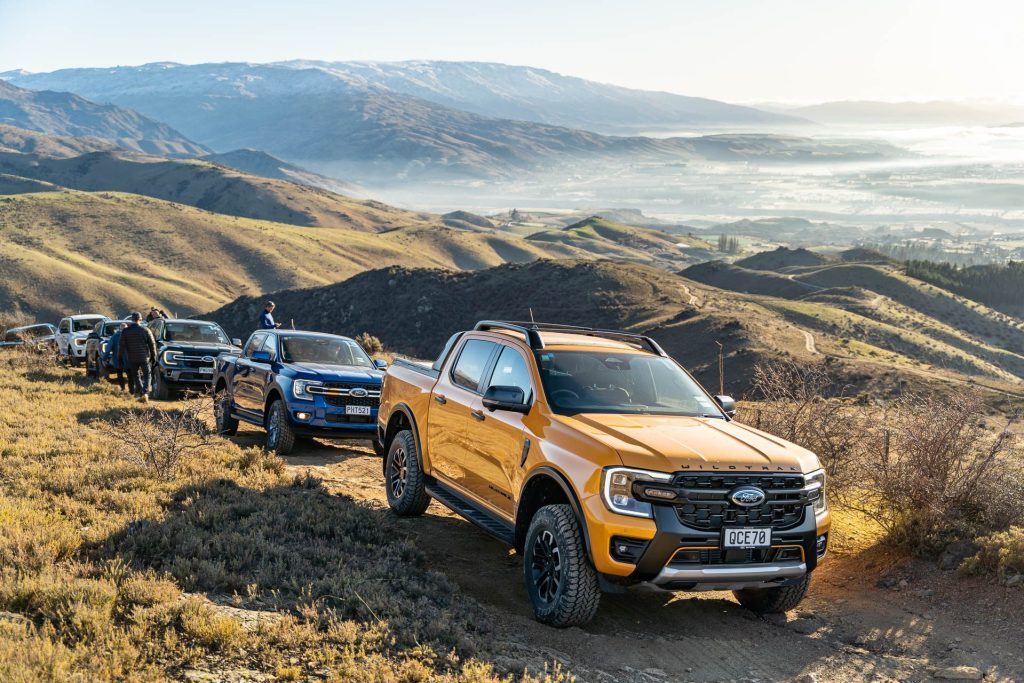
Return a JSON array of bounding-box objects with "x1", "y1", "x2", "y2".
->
[
  {"x1": 434, "y1": 395, "x2": 447, "y2": 405},
  {"x1": 470, "y1": 410, "x2": 485, "y2": 421}
]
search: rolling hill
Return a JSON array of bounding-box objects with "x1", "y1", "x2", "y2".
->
[
  {"x1": 527, "y1": 216, "x2": 713, "y2": 267},
  {"x1": 0, "y1": 124, "x2": 118, "y2": 157},
  {"x1": 0, "y1": 147, "x2": 429, "y2": 231},
  {"x1": 0, "y1": 191, "x2": 589, "y2": 322},
  {"x1": 735, "y1": 246, "x2": 831, "y2": 271},
  {"x1": 0, "y1": 79, "x2": 206, "y2": 157},
  {"x1": 2, "y1": 63, "x2": 904, "y2": 182},
  {"x1": 200, "y1": 149, "x2": 357, "y2": 195}
]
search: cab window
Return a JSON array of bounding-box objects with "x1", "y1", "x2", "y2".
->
[
  {"x1": 450, "y1": 339, "x2": 497, "y2": 392},
  {"x1": 244, "y1": 333, "x2": 268, "y2": 358},
  {"x1": 485, "y1": 346, "x2": 534, "y2": 403}
]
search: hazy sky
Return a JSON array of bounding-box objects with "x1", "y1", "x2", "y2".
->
[{"x1": 1, "y1": 0, "x2": 1020, "y2": 103}]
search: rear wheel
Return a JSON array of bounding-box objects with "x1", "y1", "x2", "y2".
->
[
  {"x1": 523, "y1": 504, "x2": 601, "y2": 627},
  {"x1": 734, "y1": 574, "x2": 811, "y2": 614},
  {"x1": 384, "y1": 430, "x2": 430, "y2": 516},
  {"x1": 265, "y1": 400, "x2": 295, "y2": 455},
  {"x1": 214, "y1": 386, "x2": 238, "y2": 436}
]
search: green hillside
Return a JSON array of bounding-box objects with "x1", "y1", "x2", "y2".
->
[{"x1": 528, "y1": 216, "x2": 712, "y2": 267}]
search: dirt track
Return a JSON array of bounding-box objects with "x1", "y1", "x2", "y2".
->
[{"x1": 234, "y1": 429, "x2": 1024, "y2": 682}]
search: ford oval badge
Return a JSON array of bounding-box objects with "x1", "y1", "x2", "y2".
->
[
  {"x1": 729, "y1": 486, "x2": 766, "y2": 507},
  {"x1": 349, "y1": 387, "x2": 369, "y2": 398}
]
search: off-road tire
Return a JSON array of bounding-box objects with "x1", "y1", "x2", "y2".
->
[
  {"x1": 384, "y1": 430, "x2": 430, "y2": 516},
  {"x1": 734, "y1": 574, "x2": 811, "y2": 614},
  {"x1": 372, "y1": 438, "x2": 385, "y2": 457},
  {"x1": 265, "y1": 400, "x2": 296, "y2": 455},
  {"x1": 214, "y1": 387, "x2": 239, "y2": 436},
  {"x1": 523, "y1": 504, "x2": 601, "y2": 627},
  {"x1": 151, "y1": 370, "x2": 171, "y2": 401}
]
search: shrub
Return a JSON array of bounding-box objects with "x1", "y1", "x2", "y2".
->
[
  {"x1": 960, "y1": 526, "x2": 1024, "y2": 580},
  {"x1": 0, "y1": 499, "x2": 81, "y2": 574},
  {"x1": 355, "y1": 332, "x2": 384, "y2": 355}
]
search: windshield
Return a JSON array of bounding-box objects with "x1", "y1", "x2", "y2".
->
[
  {"x1": 161, "y1": 322, "x2": 230, "y2": 345},
  {"x1": 536, "y1": 350, "x2": 723, "y2": 417},
  {"x1": 102, "y1": 322, "x2": 127, "y2": 336},
  {"x1": 279, "y1": 335, "x2": 373, "y2": 367},
  {"x1": 73, "y1": 317, "x2": 104, "y2": 332}
]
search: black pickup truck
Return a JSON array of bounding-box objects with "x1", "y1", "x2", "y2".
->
[{"x1": 146, "y1": 318, "x2": 242, "y2": 400}]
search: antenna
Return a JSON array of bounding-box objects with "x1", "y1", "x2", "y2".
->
[{"x1": 529, "y1": 308, "x2": 535, "y2": 323}]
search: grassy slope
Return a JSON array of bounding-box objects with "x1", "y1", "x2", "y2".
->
[
  {"x1": 0, "y1": 191, "x2": 590, "y2": 321},
  {"x1": 527, "y1": 217, "x2": 712, "y2": 266},
  {"x1": 0, "y1": 150, "x2": 435, "y2": 231},
  {"x1": 0, "y1": 353, "x2": 563, "y2": 681}
]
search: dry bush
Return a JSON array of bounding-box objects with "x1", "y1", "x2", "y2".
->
[
  {"x1": 355, "y1": 331, "x2": 384, "y2": 354},
  {"x1": 744, "y1": 360, "x2": 1023, "y2": 556},
  {"x1": 851, "y1": 392, "x2": 1021, "y2": 553},
  {"x1": 959, "y1": 526, "x2": 1024, "y2": 581},
  {"x1": 742, "y1": 360, "x2": 869, "y2": 500},
  {"x1": 97, "y1": 393, "x2": 218, "y2": 480}
]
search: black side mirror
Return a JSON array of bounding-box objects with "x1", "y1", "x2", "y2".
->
[
  {"x1": 482, "y1": 385, "x2": 529, "y2": 413},
  {"x1": 714, "y1": 395, "x2": 737, "y2": 417}
]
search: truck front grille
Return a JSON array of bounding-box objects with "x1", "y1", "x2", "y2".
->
[
  {"x1": 670, "y1": 473, "x2": 807, "y2": 532},
  {"x1": 314, "y1": 382, "x2": 381, "y2": 409}
]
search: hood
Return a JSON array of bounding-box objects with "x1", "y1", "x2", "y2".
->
[
  {"x1": 288, "y1": 363, "x2": 383, "y2": 382},
  {"x1": 559, "y1": 413, "x2": 820, "y2": 474}
]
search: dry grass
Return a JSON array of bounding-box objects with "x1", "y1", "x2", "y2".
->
[{"x1": 0, "y1": 352, "x2": 568, "y2": 681}]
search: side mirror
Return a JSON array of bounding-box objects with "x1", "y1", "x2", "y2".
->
[
  {"x1": 231, "y1": 338, "x2": 242, "y2": 347},
  {"x1": 714, "y1": 395, "x2": 737, "y2": 417},
  {"x1": 482, "y1": 385, "x2": 529, "y2": 414},
  {"x1": 374, "y1": 359, "x2": 388, "y2": 369},
  {"x1": 251, "y1": 350, "x2": 273, "y2": 363}
]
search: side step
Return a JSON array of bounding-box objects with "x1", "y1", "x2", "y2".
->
[{"x1": 426, "y1": 481, "x2": 515, "y2": 546}]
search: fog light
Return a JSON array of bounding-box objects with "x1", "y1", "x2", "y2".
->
[
  {"x1": 816, "y1": 534, "x2": 828, "y2": 558},
  {"x1": 295, "y1": 411, "x2": 311, "y2": 421}
]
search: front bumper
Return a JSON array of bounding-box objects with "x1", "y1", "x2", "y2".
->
[
  {"x1": 287, "y1": 396, "x2": 379, "y2": 440},
  {"x1": 159, "y1": 365, "x2": 216, "y2": 387},
  {"x1": 592, "y1": 501, "x2": 829, "y2": 591}
]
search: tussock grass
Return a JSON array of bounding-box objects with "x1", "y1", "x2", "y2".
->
[{"x1": 0, "y1": 354, "x2": 565, "y2": 681}]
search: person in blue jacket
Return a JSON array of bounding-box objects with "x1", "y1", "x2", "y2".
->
[
  {"x1": 106, "y1": 322, "x2": 129, "y2": 391},
  {"x1": 259, "y1": 301, "x2": 282, "y2": 330}
]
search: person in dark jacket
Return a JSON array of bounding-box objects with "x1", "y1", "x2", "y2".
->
[
  {"x1": 107, "y1": 322, "x2": 128, "y2": 391},
  {"x1": 259, "y1": 301, "x2": 281, "y2": 330},
  {"x1": 146, "y1": 307, "x2": 168, "y2": 323},
  {"x1": 119, "y1": 312, "x2": 158, "y2": 402}
]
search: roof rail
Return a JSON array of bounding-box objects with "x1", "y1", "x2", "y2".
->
[{"x1": 474, "y1": 320, "x2": 667, "y2": 356}]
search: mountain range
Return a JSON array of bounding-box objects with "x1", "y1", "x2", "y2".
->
[{"x1": 1, "y1": 62, "x2": 901, "y2": 182}]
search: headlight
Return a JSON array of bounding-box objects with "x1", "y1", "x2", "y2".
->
[
  {"x1": 601, "y1": 467, "x2": 673, "y2": 518},
  {"x1": 74, "y1": 337, "x2": 86, "y2": 345},
  {"x1": 806, "y1": 468, "x2": 827, "y2": 516},
  {"x1": 101, "y1": 342, "x2": 108, "y2": 353},
  {"x1": 162, "y1": 350, "x2": 184, "y2": 366},
  {"x1": 292, "y1": 379, "x2": 323, "y2": 400}
]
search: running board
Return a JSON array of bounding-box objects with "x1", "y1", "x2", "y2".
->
[{"x1": 425, "y1": 481, "x2": 515, "y2": 546}]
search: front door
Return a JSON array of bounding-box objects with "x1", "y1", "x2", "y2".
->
[
  {"x1": 426, "y1": 338, "x2": 498, "y2": 492},
  {"x1": 233, "y1": 333, "x2": 268, "y2": 413},
  {"x1": 57, "y1": 318, "x2": 70, "y2": 355},
  {"x1": 464, "y1": 345, "x2": 535, "y2": 516}
]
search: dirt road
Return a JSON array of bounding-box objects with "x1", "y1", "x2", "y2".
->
[{"x1": 238, "y1": 429, "x2": 1024, "y2": 682}]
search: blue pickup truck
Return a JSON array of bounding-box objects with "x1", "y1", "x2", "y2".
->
[{"x1": 212, "y1": 329, "x2": 388, "y2": 455}]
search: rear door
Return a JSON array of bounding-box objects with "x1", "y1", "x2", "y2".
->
[
  {"x1": 426, "y1": 338, "x2": 499, "y2": 492},
  {"x1": 464, "y1": 344, "x2": 535, "y2": 516}
]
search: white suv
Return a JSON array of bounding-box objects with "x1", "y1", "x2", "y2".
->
[{"x1": 57, "y1": 314, "x2": 109, "y2": 365}]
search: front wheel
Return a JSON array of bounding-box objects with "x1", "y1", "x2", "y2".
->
[
  {"x1": 384, "y1": 430, "x2": 430, "y2": 516},
  {"x1": 734, "y1": 574, "x2": 811, "y2": 614},
  {"x1": 265, "y1": 400, "x2": 296, "y2": 455},
  {"x1": 523, "y1": 504, "x2": 601, "y2": 627},
  {"x1": 151, "y1": 370, "x2": 171, "y2": 401},
  {"x1": 214, "y1": 387, "x2": 238, "y2": 436}
]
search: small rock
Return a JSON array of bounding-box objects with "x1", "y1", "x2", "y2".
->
[
  {"x1": 938, "y1": 539, "x2": 980, "y2": 571},
  {"x1": 876, "y1": 576, "x2": 898, "y2": 588},
  {"x1": 789, "y1": 618, "x2": 819, "y2": 635},
  {"x1": 762, "y1": 613, "x2": 788, "y2": 626},
  {"x1": 643, "y1": 669, "x2": 667, "y2": 678},
  {"x1": 933, "y1": 666, "x2": 983, "y2": 680},
  {"x1": 794, "y1": 674, "x2": 818, "y2": 683},
  {"x1": 898, "y1": 579, "x2": 910, "y2": 589},
  {"x1": 1004, "y1": 574, "x2": 1022, "y2": 587}
]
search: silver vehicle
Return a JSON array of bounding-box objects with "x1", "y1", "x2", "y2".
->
[{"x1": 0, "y1": 323, "x2": 58, "y2": 349}]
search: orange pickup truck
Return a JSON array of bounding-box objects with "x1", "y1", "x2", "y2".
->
[{"x1": 377, "y1": 321, "x2": 830, "y2": 626}]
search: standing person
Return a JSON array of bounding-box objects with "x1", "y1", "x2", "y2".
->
[
  {"x1": 259, "y1": 301, "x2": 282, "y2": 330},
  {"x1": 107, "y1": 322, "x2": 129, "y2": 391},
  {"x1": 119, "y1": 312, "x2": 157, "y2": 402},
  {"x1": 146, "y1": 307, "x2": 168, "y2": 322}
]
